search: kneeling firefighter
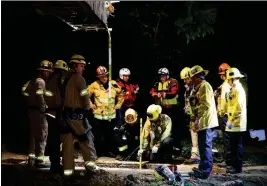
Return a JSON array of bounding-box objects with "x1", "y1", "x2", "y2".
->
[
  {"x1": 138, "y1": 104, "x2": 174, "y2": 163},
  {"x1": 114, "y1": 108, "x2": 140, "y2": 160},
  {"x1": 59, "y1": 54, "x2": 98, "y2": 176}
]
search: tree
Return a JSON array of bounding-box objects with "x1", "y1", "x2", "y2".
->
[{"x1": 128, "y1": 2, "x2": 217, "y2": 45}]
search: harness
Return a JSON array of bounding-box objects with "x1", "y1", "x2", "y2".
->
[{"x1": 58, "y1": 73, "x2": 89, "y2": 141}]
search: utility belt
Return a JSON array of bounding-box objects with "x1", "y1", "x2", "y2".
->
[{"x1": 63, "y1": 107, "x2": 89, "y2": 120}]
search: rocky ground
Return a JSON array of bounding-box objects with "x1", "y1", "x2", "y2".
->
[{"x1": 2, "y1": 140, "x2": 267, "y2": 186}]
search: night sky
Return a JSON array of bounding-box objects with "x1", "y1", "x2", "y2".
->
[{"x1": 1, "y1": 2, "x2": 265, "y2": 152}]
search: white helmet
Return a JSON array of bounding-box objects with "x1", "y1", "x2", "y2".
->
[
  {"x1": 158, "y1": 67, "x2": 169, "y2": 79},
  {"x1": 119, "y1": 68, "x2": 131, "y2": 79}
]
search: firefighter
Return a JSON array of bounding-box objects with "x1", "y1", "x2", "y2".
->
[
  {"x1": 215, "y1": 62, "x2": 232, "y2": 167},
  {"x1": 115, "y1": 108, "x2": 140, "y2": 160},
  {"x1": 23, "y1": 60, "x2": 53, "y2": 167},
  {"x1": 45, "y1": 60, "x2": 69, "y2": 173},
  {"x1": 180, "y1": 67, "x2": 200, "y2": 164},
  {"x1": 224, "y1": 67, "x2": 247, "y2": 174},
  {"x1": 60, "y1": 54, "x2": 97, "y2": 176},
  {"x1": 188, "y1": 65, "x2": 219, "y2": 179},
  {"x1": 116, "y1": 68, "x2": 139, "y2": 126},
  {"x1": 150, "y1": 68, "x2": 180, "y2": 150},
  {"x1": 88, "y1": 66, "x2": 124, "y2": 157},
  {"x1": 138, "y1": 104, "x2": 174, "y2": 163}
]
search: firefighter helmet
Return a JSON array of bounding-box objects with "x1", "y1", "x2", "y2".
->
[
  {"x1": 125, "y1": 108, "x2": 138, "y2": 125},
  {"x1": 96, "y1": 66, "x2": 109, "y2": 77},
  {"x1": 180, "y1": 67, "x2": 191, "y2": 79},
  {"x1": 190, "y1": 65, "x2": 209, "y2": 77},
  {"x1": 69, "y1": 54, "x2": 86, "y2": 64},
  {"x1": 37, "y1": 60, "x2": 53, "y2": 72},
  {"x1": 226, "y1": 67, "x2": 244, "y2": 80},
  {"x1": 119, "y1": 68, "x2": 131, "y2": 79},
  {"x1": 54, "y1": 60, "x2": 69, "y2": 71},
  {"x1": 147, "y1": 104, "x2": 162, "y2": 121},
  {"x1": 218, "y1": 63, "x2": 230, "y2": 75}
]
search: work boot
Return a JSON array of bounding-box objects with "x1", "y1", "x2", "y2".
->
[
  {"x1": 27, "y1": 156, "x2": 35, "y2": 167},
  {"x1": 189, "y1": 168, "x2": 209, "y2": 179},
  {"x1": 226, "y1": 167, "x2": 242, "y2": 174},
  {"x1": 184, "y1": 153, "x2": 200, "y2": 164}
]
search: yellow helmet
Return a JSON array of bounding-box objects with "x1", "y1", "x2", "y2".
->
[
  {"x1": 190, "y1": 65, "x2": 209, "y2": 77},
  {"x1": 226, "y1": 67, "x2": 244, "y2": 80},
  {"x1": 37, "y1": 60, "x2": 53, "y2": 72},
  {"x1": 54, "y1": 60, "x2": 69, "y2": 71},
  {"x1": 69, "y1": 54, "x2": 86, "y2": 64},
  {"x1": 125, "y1": 108, "x2": 138, "y2": 125},
  {"x1": 147, "y1": 104, "x2": 162, "y2": 121},
  {"x1": 180, "y1": 67, "x2": 191, "y2": 79}
]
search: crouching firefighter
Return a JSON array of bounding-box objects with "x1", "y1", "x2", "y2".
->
[
  {"x1": 114, "y1": 108, "x2": 140, "y2": 160},
  {"x1": 59, "y1": 54, "x2": 98, "y2": 177},
  {"x1": 138, "y1": 104, "x2": 174, "y2": 163}
]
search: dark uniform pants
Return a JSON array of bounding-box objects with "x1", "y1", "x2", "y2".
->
[
  {"x1": 149, "y1": 137, "x2": 174, "y2": 163},
  {"x1": 93, "y1": 118, "x2": 117, "y2": 157},
  {"x1": 28, "y1": 109, "x2": 48, "y2": 157},
  {"x1": 225, "y1": 132, "x2": 244, "y2": 172},
  {"x1": 218, "y1": 115, "x2": 231, "y2": 164},
  {"x1": 61, "y1": 119, "x2": 97, "y2": 170},
  {"x1": 198, "y1": 128, "x2": 213, "y2": 177},
  {"x1": 162, "y1": 105, "x2": 183, "y2": 149}
]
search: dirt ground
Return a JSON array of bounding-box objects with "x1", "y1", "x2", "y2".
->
[{"x1": 2, "y1": 141, "x2": 267, "y2": 186}]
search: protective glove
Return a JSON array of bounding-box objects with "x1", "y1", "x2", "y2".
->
[
  {"x1": 137, "y1": 149, "x2": 144, "y2": 157},
  {"x1": 152, "y1": 146, "x2": 159, "y2": 153}
]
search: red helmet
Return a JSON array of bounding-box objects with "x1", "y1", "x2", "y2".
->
[
  {"x1": 96, "y1": 66, "x2": 108, "y2": 77},
  {"x1": 218, "y1": 62, "x2": 230, "y2": 75}
]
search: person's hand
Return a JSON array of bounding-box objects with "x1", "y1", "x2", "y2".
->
[
  {"x1": 137, "y1": 149, "x2": 144, "y2": 157},
  {"x1": 152, "y1": 146, "x2": 159, "y2": 153},
  {"x1": 114, "y1": 105, "x2": 120, "y2": 110},
  {"x1": 152, "y1": 92, "x2": 158, "y2": 97},
  {"x1": 227, "y1": 122, "x2": 233, "y2": 129},
  {"x1": 91, "y1": 104, "x2": 96, "y2": 110}
]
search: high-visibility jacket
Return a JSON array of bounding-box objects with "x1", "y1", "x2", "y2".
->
[
  {"x1": 150, "y1": 78, "x2": 179, "y2": 106},
  {"x1": 193, "y1": 80, "x2": 219, "y2": 131},
  {"x1": 140, "y1": 114, "x2": 172, "y2": 149},
  {"x1": 117, "y1": 79, "x2": 139, "y2": 108},
  {"x1": 216, "y1": 80, "x2": 231, "y2": 117},
  {"x1": 88, "y1": 80, "x2": 124, "y2": 120},
  {"x1": 225, "y1": 81, "x2": 247, "y2": 132}
]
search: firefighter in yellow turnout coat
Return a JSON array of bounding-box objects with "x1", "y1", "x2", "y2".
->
[
  {"x1": 224, "y1": 67, "x2": 247, "y2": 174},
  {"x1": 88, "y1": 66, "x2": 124, "y2": 157}
]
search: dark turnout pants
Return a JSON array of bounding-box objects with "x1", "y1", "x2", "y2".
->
[
  {"x1": 225, "y1": 132, "x2": 244, "y2": 172},
  {"x1": 198, "y1": 128, "x2": 214, "y2": 177},
  {"x1": 28, "y1": 109, "x2": 48, "y2": 157},
  {"x1": 162, "y1": 105, "x2": 183, "y2": 149},
  {"x1": 218, "y1": 115, "x2": 231, "y2": 164},
  {"x1": 93, "y1": 118, "x2": 117, "y2": 157},
  {"x1": 148, "y1": 137, "x2": 174, "y2": 163},
  {"x1": 46, "y1": 113, "x2": 61, "y2": 170}
]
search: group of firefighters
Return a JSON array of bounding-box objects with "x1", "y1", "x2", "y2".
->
[{"x1": 22, "y1": 54, "x2": 247, "y2": 180}]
